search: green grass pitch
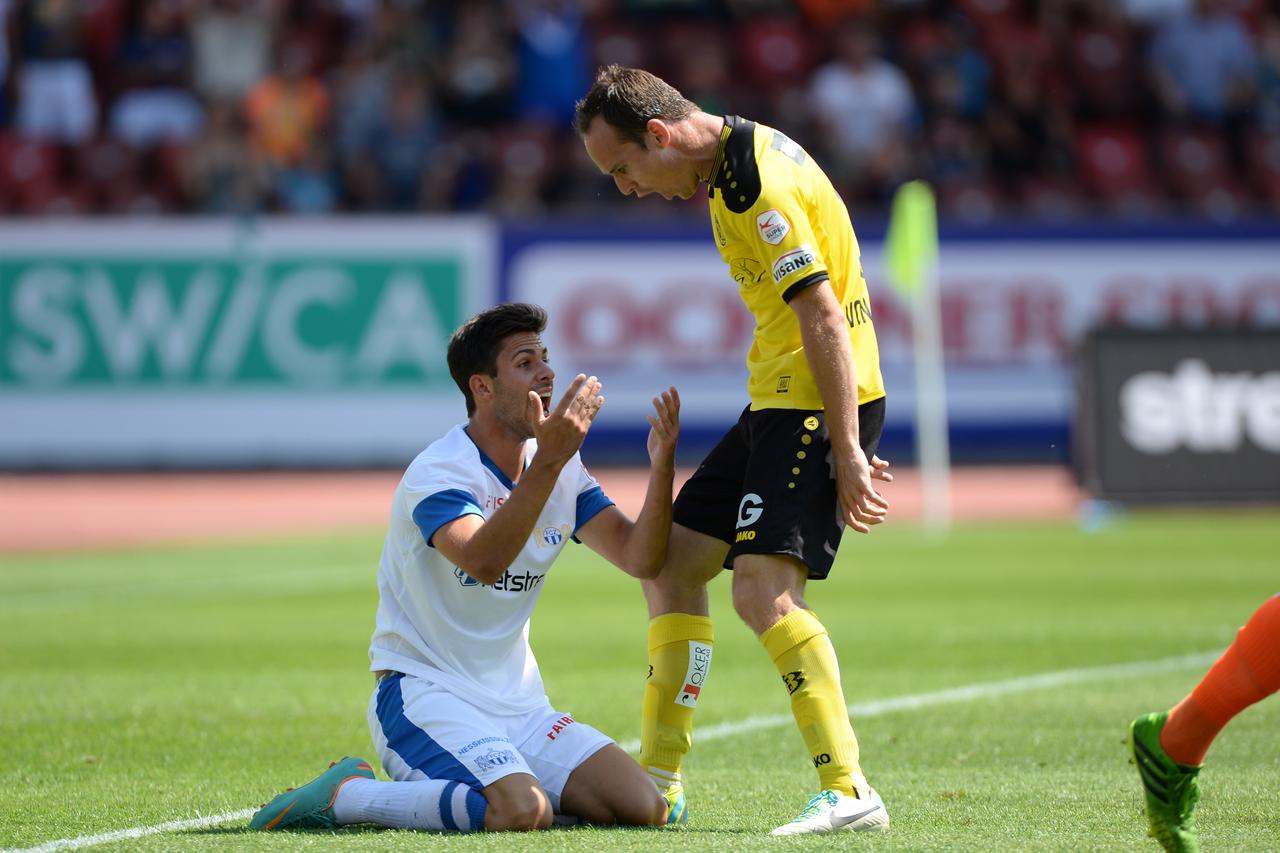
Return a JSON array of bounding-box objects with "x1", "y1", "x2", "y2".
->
[{"x1": 1, "y1": 512, "x2": 1277, "y2": 851}]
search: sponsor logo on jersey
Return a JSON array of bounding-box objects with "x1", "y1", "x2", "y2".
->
[
  {"x1": 455, "y1": 566, "x2": 546, "y2": 592},
  {"x1": 474, "y1": 748, "x2": 519, "y2": 772},
  {"x1": 736, "y1": 493, "x2": 764, "y2": 528},
  {"x1": 756, "y1": 209, "x2": 791, "y2": 245},
  {"x1": 545, "y1": 714, "x2": 576, "y2": 741},
  {"x1": 772, "y1": 246, "x2": 816, "y2": 282},
  {"x1": 675, "y1": 641, "x2": 713, "y2": 708}
]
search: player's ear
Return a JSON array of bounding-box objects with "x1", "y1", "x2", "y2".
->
[
  {"x1": 469, "y1": 374, "x2": 493, "y2": 408},
  {"x1": 647, "y1": 118, "x2": 672, "y2": 149}
]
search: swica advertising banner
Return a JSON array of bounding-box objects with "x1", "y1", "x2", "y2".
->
[{"x1": 0, "y1": 219, "x2": 496, "y2": 467}]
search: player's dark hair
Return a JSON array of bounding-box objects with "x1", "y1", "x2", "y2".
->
[
  {"x1": 447, "y1": 303, "x2": 548, "y2": 416},
  {"x1": 574, "y1": 65, "x2": 696, "y2": 146}
]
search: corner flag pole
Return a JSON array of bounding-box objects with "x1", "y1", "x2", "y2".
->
[{"x1": 884, "y1": 181, "x2": 951, "y2": 533}]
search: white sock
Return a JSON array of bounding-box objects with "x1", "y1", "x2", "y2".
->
[{"x1": 332, "y1": 777, "x2": 487, "y2": 832}]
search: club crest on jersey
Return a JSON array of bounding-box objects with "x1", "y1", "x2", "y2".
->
[
  {"x1": 454, "y1": 566, "x2": 480, "y2": 587},
  {"x1": 756, "y1": 209, "x2": 791, "y2": 245},
  {"x1": 772, "y1": 245, "x2": 816, "y2": 282},
  {"x1": 542, "y1": 526, "x2": 565, "y2": 546},
  {"x1": 474, "y1": 748, "x2": 519, "y2": 772}
]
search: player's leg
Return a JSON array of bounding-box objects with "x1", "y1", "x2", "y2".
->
[
  {"x1": 336, "y1": 673, "x2": 546, "y2": 832},
  {"x1": 1129, "y1": 593, "x2": 1280, "y2": 852},
  {"x1": 637, "y1": 411, "x2": 748, "y2": 819},
  {"x1": 728, "y1": 404, "x2": 888, "y2": 836},
  {"x1": 516, "y1": 706, "x2": 665, "y2": 826}
]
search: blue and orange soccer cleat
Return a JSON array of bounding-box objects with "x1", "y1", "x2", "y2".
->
[{"x1": 249, "y1": 756, "x2": 375, "y2": 831}]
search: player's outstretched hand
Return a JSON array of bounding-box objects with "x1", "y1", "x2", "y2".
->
[
  {"x1": 646, "y1": 387, "x2": 680, "y2": 469},
  {"x1": 527, "y1": 374, "x2": 604, "y2": 466},
  {"x1": 835, "y1": 447, "x2": 890, "y2": 535}
]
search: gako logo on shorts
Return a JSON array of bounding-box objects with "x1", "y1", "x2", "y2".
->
[
  {"x1": 804, "y1": 416, "x2": 820, "y2": 431},
  {"x1": 736, "y1": 493, "x2": 764, "y2": 528}
]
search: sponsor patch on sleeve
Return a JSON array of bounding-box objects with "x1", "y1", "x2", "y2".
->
[
  {"x1": 755, "y1": 209, "x2": 791, "y2": 245},
  {"x1": 771, "y1": 245, "x2": 817, "y2": 283}
]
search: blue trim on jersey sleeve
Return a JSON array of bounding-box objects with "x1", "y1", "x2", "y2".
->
[
  {"x1": 412, "y1": 489, "x2": 483, "y2": 547},
  {"x1": 375, "y1": 675, "x2": 484, "y2": 790},
  {"x1": 572, "y1": 485, "x2": 615, "y2": 539}
]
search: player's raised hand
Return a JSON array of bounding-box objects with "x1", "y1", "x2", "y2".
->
[
  {"x1": 835, "y1": 446, "x2": 890, "y2": 534},
  {"x1": 646, "y1": 387, "x2": 680, "y2": 469},
  {"x1": 530, "y1": 374, "x2": 604, "y2": 465}
]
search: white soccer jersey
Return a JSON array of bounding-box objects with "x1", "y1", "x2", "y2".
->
[{"x1": 369, "y1": 424, "x2": 613, "y2": 715}]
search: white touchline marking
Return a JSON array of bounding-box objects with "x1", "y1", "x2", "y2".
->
[
  {"x1": 4, "y1": 650, "x2": 1219, "y2": 852},
  {"x1": 4, "y1": 810, "x2": 257, "y2": 853}
]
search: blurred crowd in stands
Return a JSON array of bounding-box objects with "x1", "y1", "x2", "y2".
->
[{"x1": 1, "y1": 0, "x2": 1279, "y2": 220}]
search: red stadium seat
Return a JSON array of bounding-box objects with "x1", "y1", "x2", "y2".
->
[
  {"x1": 1076, "y1": 125, "x2": 1151, "y2": 195},
  {"x1": 1159, "y1": 128, "x2": 1231, "y2": 199},
  {"x1": 0, "y1": 136, "x2": 63, "y2": 211},
  {"x1": 1067, "y1": 25, "x2": 1139, "y2": 118},
  {"x1": 735, "y1": 18, "x2": 817, "y2": 90},
  {"x1": 1246, "y1": 130, "x2": 1280, "y2": 206}
]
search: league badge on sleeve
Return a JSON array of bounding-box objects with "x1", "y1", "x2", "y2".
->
[{"x1": 756, "y1": 209, "x2": 791, "y2": 245}]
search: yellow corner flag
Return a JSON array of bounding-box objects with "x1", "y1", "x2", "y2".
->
[{"x1": 884, "y1": 181, "x2": 938, "y2": 300}]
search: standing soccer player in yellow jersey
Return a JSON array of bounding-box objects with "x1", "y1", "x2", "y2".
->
[{"x1": 576, "y1": 65, "x2": 893, "y2": 836}]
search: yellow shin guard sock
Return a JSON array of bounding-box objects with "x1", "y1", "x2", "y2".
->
[
  {"x1": 641, "y1": 613, "x2": 714, "y2": 788},
  {"x1": 762, "y1": 609, "x2": 867, "y2": 796}
]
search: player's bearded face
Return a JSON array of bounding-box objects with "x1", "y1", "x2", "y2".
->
[{"x1": 491, "y1": 333, "x2": 554, "y2": 439}]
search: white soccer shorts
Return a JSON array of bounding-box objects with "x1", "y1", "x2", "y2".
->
[{"x1": 367, "y1": 672, "x2": 612, "y2": 812}]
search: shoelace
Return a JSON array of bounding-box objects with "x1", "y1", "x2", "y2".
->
[{"x1": 794, "y1": 790, "x2": 839, "y2": 821}]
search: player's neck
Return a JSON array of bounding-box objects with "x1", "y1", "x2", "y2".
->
[
  {"x1": 686, "y1": 111, "x2": 726, "y2": 184},
  {"x1": 466, "y1": 416, "x2": 528, "y2": 482}
]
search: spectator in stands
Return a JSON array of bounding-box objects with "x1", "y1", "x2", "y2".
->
[
  {"x1": 1256, "y1": 13, "x2": 1280, "y2": 132},
  {"x1": 1148, "y1": 0, "x2": 1256, "y2": 124},
  {"x1": 513, "y1": 0, "x2": 589, "y2": 128},
  {"x1": 437, "y1": 4, "x2": 514, "y2": 125},
  {"x1": 243, "y1": 41, "x2": 329, "y2": 169},
  {"x1": 110, "y1": 0, "x2": 205, "y2": 148},
  {"x1": 189, "y1": 0, "x2": 279, "y2": 106},
  {"x1": 0, "y1": 0, "x2": 11, "y2": 127},
  {"x1": 807, "y1": 20, "x2": 915, "y2": 200},
  {"x1": 10, "y1": 0, "x2": 98, "y2": 143},
  {"x1": 365, "y1": 68, "x2": 441, "y2": 211},
  {"x1": 181, "y1": 99, "x2": 265, "y2": 213}
]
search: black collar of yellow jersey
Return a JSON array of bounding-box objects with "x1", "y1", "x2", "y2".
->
[{"x1": 707, "y1": 115, "x2": 762, "y2": 214}]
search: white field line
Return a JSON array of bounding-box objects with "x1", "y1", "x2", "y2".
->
[{"x1": 5, "y1": 650, "x2": 1218, "y2": 853}]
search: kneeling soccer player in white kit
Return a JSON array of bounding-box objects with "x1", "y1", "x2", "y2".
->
[{"x1": 250, "y1": 303, "x2": 679, "y2": 832}]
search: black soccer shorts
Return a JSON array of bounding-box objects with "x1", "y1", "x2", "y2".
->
[{"x1": 672, "y1": 397, "x2": 885, "y2": 580}]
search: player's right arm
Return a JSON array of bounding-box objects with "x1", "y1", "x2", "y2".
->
[{"x1": 433, "y1": 375, "x2": 603, "y2": 585}]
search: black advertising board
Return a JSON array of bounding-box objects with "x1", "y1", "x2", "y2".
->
[{"x1": 1076, "y1": 328, "x2": 1280, "y2": 502}]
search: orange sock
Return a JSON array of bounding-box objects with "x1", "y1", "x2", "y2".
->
[{"x1": 1161, "y1": 594, "x2": 1280, "y2": 765}]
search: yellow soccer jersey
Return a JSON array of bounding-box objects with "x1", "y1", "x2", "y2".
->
[{"x1": 707, "y1": 115, "x2": 885, "y2": 411}]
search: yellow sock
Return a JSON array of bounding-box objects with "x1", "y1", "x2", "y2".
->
[
  {"x1": 761, "y1": 609, "x2": 867, "y2": 797},
  {"x1": 641, "y1": 613, "x2": 714, "y2": 790}
]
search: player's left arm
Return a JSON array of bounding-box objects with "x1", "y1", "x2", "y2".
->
[
  {"x1": 575, "y1": 388, "x2": 680, "y2": 579},
  {"x1": 790, "y1": 283, "x2": 889, "y2": 534}
]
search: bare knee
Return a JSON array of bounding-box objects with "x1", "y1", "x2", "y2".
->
[
  {"x1": 731, "y1": 555, "x2": 807, "y2": 634},
  {"x1": 483, "y1": 779, "x2": 553, "y2": 832}
]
